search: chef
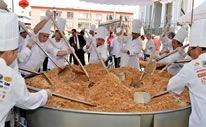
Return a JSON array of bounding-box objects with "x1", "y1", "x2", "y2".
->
[
  {"x1": 144, "y1": 33, "x2": 155, "y2": 61},
  {"x1": 157, "y1": 25, "x2": 188, "y2": 75},
  {"x1": 0, "y1": 11, "x2": 51, "y2": 127},
  {"x1": 121, "y1": 19, "x2": 143, "y2": 70},
  {"x1": 160, "y1": 30, "x2": 175, "y2": 55},
  {"x1": 47, "y1": 17, "x2": 73, "y2": 70},
  {"x1": 167, "y1": 19, "x2": 206, "y2": 127},
  {"x1": 83, "y1": 26, "x2": 109, "y2": 64},
  {"x1": 18, "y1": 11, "x2": 72, "y2": 75},
  {"x1": 111, "y1": 27, "x2": 122, "y2": 68},
  {"x1": 87, "y1": 24, "x2": 97, "y2": 60}
]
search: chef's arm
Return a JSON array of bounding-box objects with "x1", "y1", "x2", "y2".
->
[
  {"x1": 56, "y1": 50, "x2": 70, "y2": 56},
  {"x1": 158, "y1": 54, "x2": 177, "y2": 64},
  {"x1": 167, "y1": 67, "x2": 188, "y2": 95},
  {"x1": 33, "y1": 19, "x2": 49, "y2": 34},
  {"x1": 15, "y1": 77, "x2": 48, "y2": 109},
  {"x1": 17, "y1": 47, "x2": 32, "y2": 64}
]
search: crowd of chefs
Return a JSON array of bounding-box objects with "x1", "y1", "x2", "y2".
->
[{"x1": 0, "y1": 1, "x2": 206, "y2": 126}]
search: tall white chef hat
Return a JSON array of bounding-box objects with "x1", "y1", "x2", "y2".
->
[
  {"x1": 19, "y1": 23, "x2": 26, "y2": 33},
  {"x1": 132, "y1": 19, "x2": 142, "y2": 34},
  {"x1": 116, "y1": 27, "x2": 121, "y2": 34},
  {"x1": 173, "y1": 25, "x2": 188, "y2": 43},
  {"x1": 0, "y1": 12, "x2": 18, "y2": 51},
  {"x1": 57, "y1": 17, "x2": 66, "y2": 32},
  {"x1": 39, "y1": 17, "x2": 52, "y2": 34},
  {"x1": 95, "y1": 26, "x2": 108, "y2": 40},
  {"x1": 90, "y1": 24, "x2": 96, "y2": 32},
  {"x1": 190, "y1": 19, "x2": 206, "y2": 47}
]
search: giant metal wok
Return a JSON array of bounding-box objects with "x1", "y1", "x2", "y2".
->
[{"x1": 26, "y1": 105, "x2": 191, "y2": 127}]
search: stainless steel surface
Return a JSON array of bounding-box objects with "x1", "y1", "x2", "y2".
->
[{"x1": 26, "y1": 105, "x2": 191, "y2": 127}]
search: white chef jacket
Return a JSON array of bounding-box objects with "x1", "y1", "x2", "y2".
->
[
  {"x1": 18, "y1": 35, "x2": 59, "y2": 75},
  {"x1": 0, "y1": 58, "x2": 48, "y2": 127},
  {"x1": 158, "y1": 51, "x2": 185, "y2": 75},
  {"x1": 121, "y1": 36, "x2": 143, "y2": 70},
  {"x1": 83, "y1": 40, "x2": 108, "y2": 64},
  {"x1": 145, "y1": 39, "x2": 155, "y2": 55},
  {"x1": 111, "y1": 36, "x2": 121, "y2": 58},
  {"x1": 86, "y1": 35, "x2": 96, "y2": 53},
  {"x1": 161, "y1": 36, "x2": 173, "y2": 51},
  {"x1": 167, "y1": 53, "x2": 206, "y2": 127},
  {"x1": 47, "y1": 38, "x2": 68, "y2": 70}
]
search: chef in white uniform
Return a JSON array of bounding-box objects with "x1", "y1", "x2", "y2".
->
[
  {"x1": 167, "y1": 19, "x2": 206, "y2": 127},
  {"x1": 157, "y1": 25, "x2": 188, "y2": 75},
  {"x1": 111, "y1": 27, "x2": 122, "y2": 68},
  {"x1": 83, "y1": 26, "x2": 109, "y2": 64},
  {"x1": 144, "y1": 33, "x2": 155, "y2": 60},
  {"x1": 121, "y1": 19, "x2": 143, "y2": 70},
  {"x1": 87, "y1": 24, "x2": 96, "y2": 61},
  {"x1": 18, "y1": 11, "x2": 72, "y2": 75},
  {"x1": 160, "y1": 31, "x2": 175, "y2": 55},
  {"x1": 47, "y1": 17, "x2": 71, "y2": 70},
  {"x1": 0, "y1": 11, "x2": 51, "y2": 127}
]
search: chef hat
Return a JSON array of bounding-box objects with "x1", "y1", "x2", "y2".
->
[
  {"x1": 57, "y1": 17, "x2": 66, "y2": 32},
  {"x1": 190, "y1": 19, "x2": 206, "y2": 47},
  {"x1": 90, "y1": 24, "x2": 96, "y2": 32},
  {"x1": 19, "y1": 23, "x2": 26, "y2": 33},
  {"x1": 95, "y1": 26, "x2": 108, "y2": 40},
  {"x1": 132, "y1": 19, "x2": 142, "y2": 34},
  {"x1": 39, "y1": 17, "x2": 52, "y2": 34},
  {"x1": 173, "y1": 25, "x2": 188, "y2": 43},
  {"x1": 116, "y1": 27, "x2": 121, "y2": 34},
  {"x1": 0, "y1": 12, "x2": 18, "y2": 51}
]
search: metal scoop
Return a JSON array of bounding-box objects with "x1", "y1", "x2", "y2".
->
[
  {"x1": 19, "y1": 67, "x2": 54, "y2": 86},
  {"x1": 134, "y1": 90, "x2": 169, "y2": 104}
]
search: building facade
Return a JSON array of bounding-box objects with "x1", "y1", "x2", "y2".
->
[
  {"x1": 31, "y1": 6, "x2": 134, "y2": 32},
  {"x1": 143, "y1": 0, "x2": 205, "y2": 35}
]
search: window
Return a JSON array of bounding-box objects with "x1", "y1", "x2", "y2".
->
[
  {"x1": 120, "y1": 15, "x2": 130, "y2": 21},
  {"x1": 96, "y1": 14, "x2": 102, "y2": 20},
  {"x1": 67, "y1": 12, "x2": 73, "y2": 18},
  {"x1": 40, "y1": 11, "x2": 46, "y2": 16},
  {"x1": 66, "y1": 21, "x2": 73, "y2": 28},
  {"x1": 106, "y1": 14, "x2": 116, "y2": 20},
  {"x1": 78, "y1": 22, "x2": 91, "y2": 28},
  {"x1": 78, "y1": 13, "x2": 91, "y2": 19}
]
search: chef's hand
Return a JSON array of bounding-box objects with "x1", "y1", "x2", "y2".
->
[
  {"x1": 176, "y1": 47, "x2": 186, "y2": 56},
  {"x1": 45, "y1": 10, "x2": 53, "y2": 20},
  {"x1": 120, "y1": 48, "x2": 129, "y2": 54},
  {"x1": 0, "y1": 0, "x2": 7, "y2": 10},
  {"x1": 45, "y1": 89, "x2": 52, "y2": 98},
  {"x1": 67, "y1": 47, "x2": 75, "y2": 54},
  {"x1": 27, "y1": 35, "x2": 37, "y2": 47}
]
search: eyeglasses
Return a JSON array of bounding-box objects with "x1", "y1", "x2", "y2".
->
[{"x1": 187, "y1": 47, "x2": 196, "y2": 56}]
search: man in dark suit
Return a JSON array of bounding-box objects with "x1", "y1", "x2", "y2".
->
[{"x1": 69, "y1": 29, "x2": 86, "y2": 65}]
